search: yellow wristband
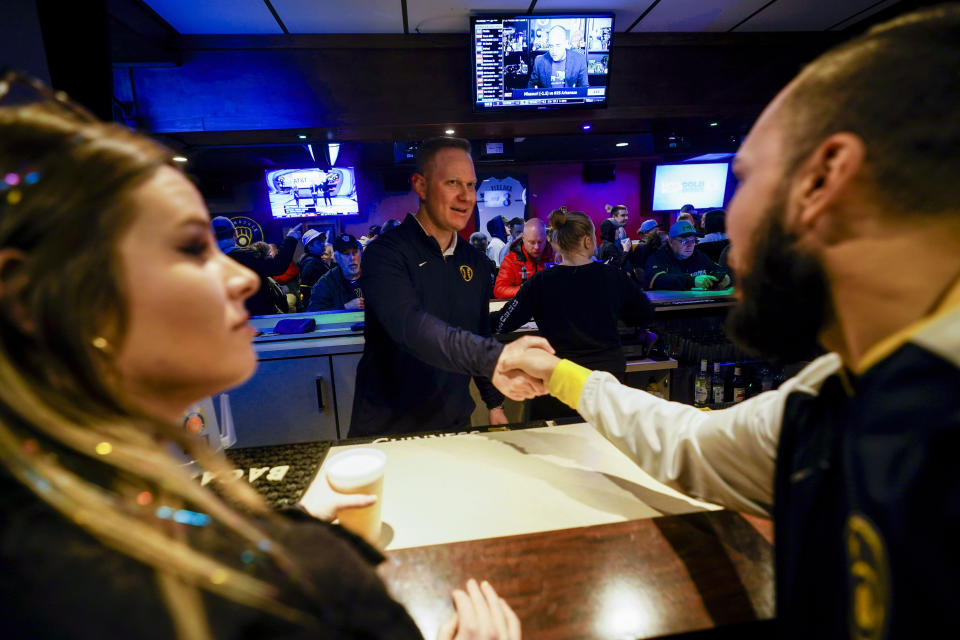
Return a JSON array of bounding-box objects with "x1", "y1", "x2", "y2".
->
[{"x1": 549, "y1": 359, "x2": 592, "y2": 411}]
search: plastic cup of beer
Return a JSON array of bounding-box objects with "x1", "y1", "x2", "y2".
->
[{"x1": 324, "y1": 448, "x2": 386, "y2": 545}]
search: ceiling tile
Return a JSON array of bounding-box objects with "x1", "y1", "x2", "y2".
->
[
  {"x1": 535, "y1": 0, "x2": 644, "y2": 32},
  {"x1": 634, "y1": 0, "x2": 773, "y2": 32},
  {"x1": 272, "y1": 0, "x2": 405, "y2": 34},
  {"x1": 827, "y1": 0, "x2": 901, "y2": 30},
  {"x1": 406, "y1": 0, "x2": 531, "y2": 34},
  {"x1": 144, "y1": 0, "x2": 283, "y2": 34},
  {"x1": 735, "y1": 0, "x2": 900, "y2": 32}
]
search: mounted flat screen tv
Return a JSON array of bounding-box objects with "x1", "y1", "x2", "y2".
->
[
  {"x1": 651, "y1": 163, "x2": 730, "y2": 211},
  {"x1": 471, "y1": 13, "x2": 614, "y2": 112},
  {"x1": 265, "y1": 168, "x2": 359, "y2": 218}
]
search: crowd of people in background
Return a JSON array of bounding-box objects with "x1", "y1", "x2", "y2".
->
[{"x1": 211, "y1": 199, "x2": 733, "y2": 319}]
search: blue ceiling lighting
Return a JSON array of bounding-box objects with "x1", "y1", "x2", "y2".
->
[{"x1": 143, "y1": 0, "x2": 283, "y2": 34}]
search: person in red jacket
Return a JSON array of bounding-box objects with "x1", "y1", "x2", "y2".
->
[{"x1": 493, "y1": 218, "x2": 554, "y2": 298}]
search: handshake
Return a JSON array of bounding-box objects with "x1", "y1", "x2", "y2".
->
[{"x1": 490, "y1": 336, "x2": 563, "y2": 401}]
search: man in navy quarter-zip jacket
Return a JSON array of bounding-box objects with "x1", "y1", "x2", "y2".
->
[{"x1": 349, "y1": 137, "x2": 552, "y2": 437}]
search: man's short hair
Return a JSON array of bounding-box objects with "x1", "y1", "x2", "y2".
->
[
  {"x1": 610, "y1": 204, "x2": 627, "y2": 216},
  {"x1": 415, "y1": 137, "x2": 471, "y2": 175},
  {"x1": 523, "y1": 218, "x2": 546, "y2": 233},
  {"x1": 778, "y1": 5, "x2": 960, "y2": 215}
]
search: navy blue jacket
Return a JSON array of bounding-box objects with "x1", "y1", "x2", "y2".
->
[
  {"x1": 307, "y1": 266, "x2": 361, "y2": 312},
  {"x1": 527, "y1": 50, "x2": 589, "y2": 88},
  {"x1": 350, "y1": 215, "x2": 504, "y2": 437}
]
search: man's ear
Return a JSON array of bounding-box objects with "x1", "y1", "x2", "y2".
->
[
  {"x1": 411, "y1": 172, "x2": 427, "y2": 201},
  {"x1": 0, "y1": 249, "x2": 34, "y2": 333},
  {"x1": 789, "y1": 132, "x2": 865, "y2": 233}
]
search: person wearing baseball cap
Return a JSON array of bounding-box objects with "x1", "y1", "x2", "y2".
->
[
  {"x1": 641, "y1": 220, "x2": 730, "y2": 290},
  {"x1": 308, "y1": 233, "x2": 364, "y2": 312},
  {"x1": 297, "y1": 229, "x2": 331, "y2": 308},
  {"x1": 627, "y1": 218, "x2": 665, "y2": 275}
]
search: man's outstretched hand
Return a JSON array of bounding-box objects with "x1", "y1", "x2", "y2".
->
[
  {"x1": 491, "y1": 336, "x2": 555, "y2": 401},
  {"x1": 497, "y1": 339, "x2": 563, "y2": 390}
]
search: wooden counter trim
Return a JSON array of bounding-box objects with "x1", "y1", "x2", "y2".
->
[{"x1": 380, "y1": 510, "x2": 774, "y2": 639}]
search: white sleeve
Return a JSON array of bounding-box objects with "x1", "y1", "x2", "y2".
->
[{"x1": 577, "y1": 354, "x2": 841, "y2": 517}]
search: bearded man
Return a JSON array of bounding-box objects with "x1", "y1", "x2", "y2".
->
[{"x1": 500, "y1": 7, "x2": 960, "y2": 639}]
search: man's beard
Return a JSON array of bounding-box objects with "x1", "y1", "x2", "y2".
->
[{"x1": 726, "y1": 201, "x2": 832, "y2": 365}]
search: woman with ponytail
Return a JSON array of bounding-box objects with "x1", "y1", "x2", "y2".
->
[
  {"x1": 0, "y1": 72, "x2": 519, "y2": 640},
  {"x1": 491, "y1": 209, "x2": 653, "y2": 420}
]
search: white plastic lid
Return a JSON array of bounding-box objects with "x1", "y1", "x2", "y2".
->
[{"x1": 325, "y1": 448, "x2": 386, "y2": 489}]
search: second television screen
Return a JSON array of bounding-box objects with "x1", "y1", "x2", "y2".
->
[
  {"x1": 652, "y1": 163, "x2": 730, "y2": 212},
  {"x1": 265, "y1": 168, "x2": 359, "y2": 218},
  {"x1": 473, "y1": 14, "x2": 614, "y2": 111}
]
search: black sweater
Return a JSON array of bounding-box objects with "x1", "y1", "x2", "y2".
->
[
  {"x1": 491, "y1": 262, "x2": 653, "y2": 374},
  {"x1": 350, "y1": 215, "x2": 504, "y2": 437},
  {"x1": 0, "y1": 468, "x2": 421, "y2": 639},
  {"x1": 227, "y1": 235, "x2": 299, "y2": 316}
]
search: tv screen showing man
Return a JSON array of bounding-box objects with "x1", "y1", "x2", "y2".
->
[
  {"x1": 528, "y1": 26, "x2": 588, "y2": 89},
  {"x1": 473, "y1": 14, "x2": 611, "y2": 111}
]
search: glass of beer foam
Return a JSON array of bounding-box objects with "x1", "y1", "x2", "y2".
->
[{"x1": 324, "y1": 448, "x2": 387, "y2": 545}]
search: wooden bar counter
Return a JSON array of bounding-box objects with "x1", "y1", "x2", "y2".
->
[
  {"x1": 380, "y1": 512, "x2": 773, "y2": 639},
  {"x1": 316, "y1": 424, "x2": 775, "y2": 639}
]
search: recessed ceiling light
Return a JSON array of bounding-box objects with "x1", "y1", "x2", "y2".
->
[
  {"x1": 172, "y1": 156, "x2": 188, "y2": 163},
  {"x1": 709, "y1": 121, "x2": 719, "y2": 127},
  {"x1": 298, "y1": 134, "x2": 308, "y2": 140},
  {"x1": 445, "y1": 128, "x2": 455, "y2": 135},
  {"x1": 582, "y1": 123, "x2": 592, "y2": 131},
  {"x1": 615, "y1": 142, "x2": 629, "y2": 147}
]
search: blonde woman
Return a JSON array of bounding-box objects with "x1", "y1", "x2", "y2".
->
[
  {"x1": 0, "y1": 73, "x2": 519, "y2": 640},
  {"x1": 491, "y1": 209, "x2": 652, "y2": 421}
]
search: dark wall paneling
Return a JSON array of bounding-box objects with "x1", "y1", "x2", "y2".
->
[
  {"x1": 122, "y1": 32, "x2": 843, "y2": 143},
  {"x1": 37, "y1": 0, "x2": 114, "y2": 120},
  {"x1": 1, "y1": 0, "x2": 52, "y2": 83}
]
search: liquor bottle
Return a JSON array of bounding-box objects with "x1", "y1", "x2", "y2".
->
[
  {"x1": 694, "y1": 359, "x2": 709, "y2": 407},
  {"x1": 711, "y1": 363, "x2": 724, "y2": 406},
  {"x1": 760, "y1": 367, "x2": 774, "y2": 392},
  {"x1": 732, "y1": 365, "x2": 746, "y2": 403}
]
